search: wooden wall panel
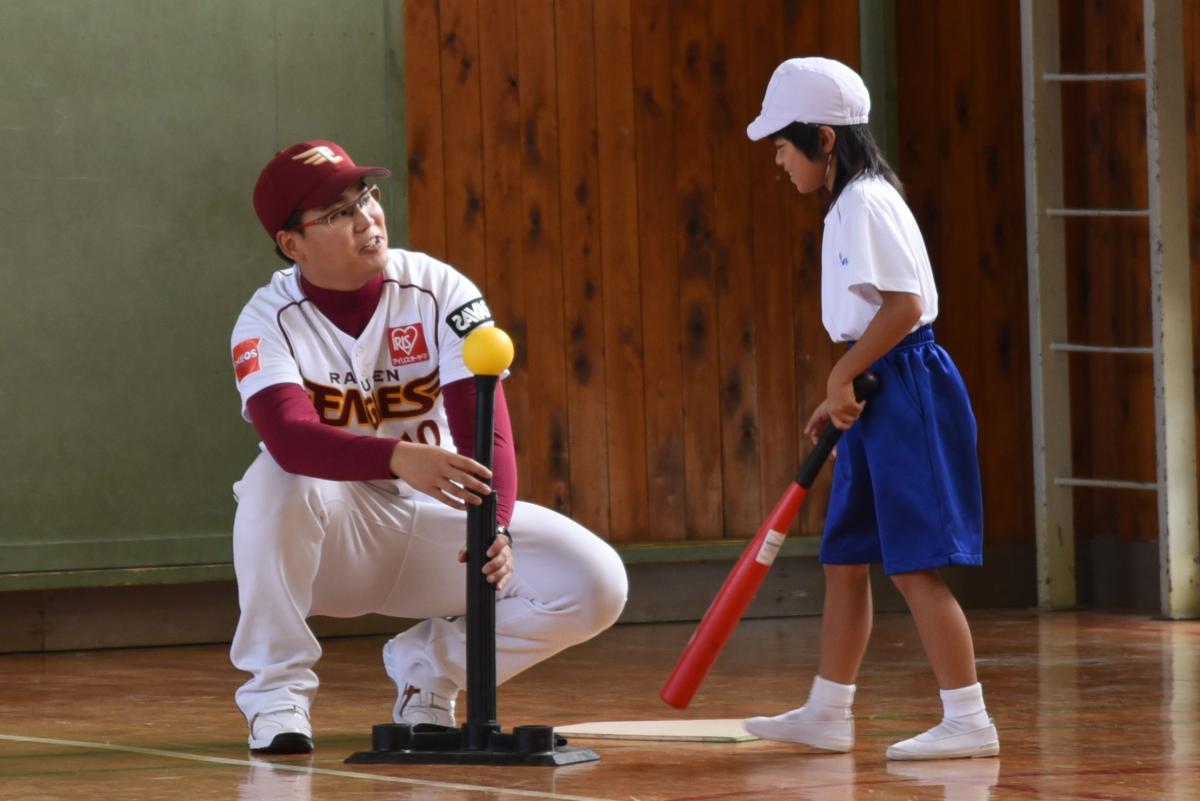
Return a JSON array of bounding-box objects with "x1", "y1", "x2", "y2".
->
[
  {"x1": 744, "y1": 0, "x2": 802, "y2": 532},
  {"x1": 403, "y1": 0, "x2": 446, "y2": 258},
  {"x1": 671, "y1": 0, "x2": 723, "y2": 539},
  {"x1": 632, "y1": 0, "x2": 687, "y2": 541},
  {"x1": 405, "y1": 0, "x2": 1082, "y2": 550},
  {"x1": 1059, "y1": 0, "x2": 1158, "y2": 544},
  {"x1": 896, "y1": 2, "x2": 1033, "y2": 547},
  {"x1": 436, "y1": 0, "x2": 485, "y2": 291},
  {"x1": 781, "y1": 3, "x2": 860, "y2": 534},
  {"x1": 971, "y1": 4, "x2": 1032, "y2": 550},
  {"x1": 554, "y1": 0, "x2": 611, "y2": 535},
  {"x1": 593, "y1": 0, "x2": 650, "y2": 544},
  {"x1": 476, "y1": 0, "x2": 530, "y2": 487},
  {"x1": 516, "y1": 1, "x2": 570, "y2": 513},
  {"x1": 707, "y1": 0, "x2": 763, "y2": 540}
]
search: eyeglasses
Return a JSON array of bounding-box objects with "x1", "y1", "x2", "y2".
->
[{"x1": 294, "y1": 185, "x2": 382, "y2": 230}]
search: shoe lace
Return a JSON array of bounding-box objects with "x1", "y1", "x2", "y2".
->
[
  {"x1": 398, "y1": 684, "x2": 449, "y2": 715},
  {"x1": 397, "y1": 685, "x2": 424, "y2": 716}
]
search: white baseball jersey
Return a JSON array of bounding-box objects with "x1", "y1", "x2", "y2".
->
[
  {"x1": 821, "y1": 174, "x2": 938, "y2": 342},
  {"x1": 229, "y1": 249, "x2": 493, "y2": 493}
]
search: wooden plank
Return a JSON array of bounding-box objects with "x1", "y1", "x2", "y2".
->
[
  {"x1": 1073, "y1": 0, "x2": 1157, "y2": 544},
  {"x1": 1109, "y1": 2, "x2": 1156, "y2": 545},
  {"x1": 631, "y1": 0, "x2": 686, "y2": 540},
  {"x1": 554, "y1": 0, "x2": 611, "y2": 536},
  {"x1": 436, "y1": 0, "x2": 486, "y2": 284},
  {"x1": 1078, "y1": 1, "x2": 1121, "y2": 544},
  {"x1": 935, "y1": 2, "x2": 1047, "y2": 551},
  {"x1": 782, "y1": 2, "x2": 861, "y2": 533},
  {"x1": 1056, "y1": 0, "x2": 1096, "y2": 553},
  {"x1": 707, "y1": 0, "x2": 762, "y2": 539},
  {"x1": 670, "y1": 0, "x2": 722, "y2": 539},
  {"x1": 935, "y1": 0, "x2": 983, "y2": 437},
  {"x1": 594, "y1": 0, "x2": 650, "y2": 543},
  {"x1": 744, "y1": 1, "x2": 798, "y2": 529},
  {"x1": 516, "y1": 0, "x2": 571, "y2": 513},
  {"x1": 933, "y1": 2, "x2": 985, "y2": 546},
  {"x1": 403, "y1": 0, "x2": 446, "y2": 257},
  {"x1": 477, "y1": 0, "x2": 531, "y2": 492},
  {"x1": 905, "y1": 3, "x2": 1032, "y2": 552},
  {"x1": 970, "y1": 1, "x2": 1034, "y2": 546}
]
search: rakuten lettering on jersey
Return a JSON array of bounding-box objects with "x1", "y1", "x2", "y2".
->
[
  {"x1": 233, "y1": 339, "x2": 262, "y2": 382},
  {"x1": 387, "y1": 323, "x2": 430, "y2": 367}
]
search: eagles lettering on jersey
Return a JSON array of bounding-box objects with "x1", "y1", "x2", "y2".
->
[
  {"x1": 446, "y1": 297, "x2": 492, "y2": 337},
  {"x1": 304, "y1": 371, "x2": 442, "y2": 430}
]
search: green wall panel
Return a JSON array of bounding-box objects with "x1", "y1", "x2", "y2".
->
[{"x1": 0, "y1": 1, "x2": 405, "y2": 577}]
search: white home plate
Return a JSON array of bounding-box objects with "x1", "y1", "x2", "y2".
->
[{"x1": 555, "y1": 719, "x2": 758, "y2": 743}]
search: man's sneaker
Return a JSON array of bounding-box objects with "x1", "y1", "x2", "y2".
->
[
  {"x1": 392, "y1": 683, "x2": 456, "y2": 727},
  {"x1": 886, "y1": 718, "x2": 999, "y2": 760},
  {"x1": 743, "y1": 707, "x2": 854, "y2": 752},
  {"x1": 248, "y1": 706, "x2": 313, "y2": 754},
  {"x1": 381, "y1": 638, "x2": 457, "y2": 727}
]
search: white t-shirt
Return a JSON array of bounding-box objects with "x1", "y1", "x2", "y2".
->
[
  {"x1": 229, "y1": 249, "x2": 494, "y2": 491},
  {"x1": 820, "y1": 174, "x2": 938, "y2": 342}
]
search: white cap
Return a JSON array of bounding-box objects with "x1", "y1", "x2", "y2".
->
[{"x1": 746, "y1": 57, "x2": 870, "y2": 141}]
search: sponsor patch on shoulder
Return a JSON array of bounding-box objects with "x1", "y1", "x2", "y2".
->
[
  {"x1": 233, "y1": 338, "x2": 262, "y2": 382},
  {"x1": 446, "y1": 297, "x2": 492, "y2": 338}
]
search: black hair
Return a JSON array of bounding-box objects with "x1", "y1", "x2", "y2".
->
[
  {"x1": 772, "y1": 122, "x2": 903, "y2": 207},
  {"x1": 271, "y1": 180, "x2": 372, "y2": 264},
  {"x1": 274, "y1": 208, "x2": 306, "y2": 264}
]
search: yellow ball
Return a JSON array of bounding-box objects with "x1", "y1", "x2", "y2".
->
[{"x1": 463, "y1": 327, "x2": 515, "y2": 376}]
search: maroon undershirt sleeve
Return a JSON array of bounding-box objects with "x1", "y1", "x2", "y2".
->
[
  {"x1": 441, "y1": 378, "x2": 517, "y2": 528},
  {"x1": 246, "y1": 383, "x2": 397, "y2": 481},
  {"x1": 245, "y1": 378, "x2": 518, "y2": 527}
]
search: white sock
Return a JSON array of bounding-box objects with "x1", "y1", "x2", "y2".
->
[
  {"x1": 939, "y1": 682, "x2": 989, "y2": 728},
  {"x1": 803, "y1": 675, "x2": 856, "y2": 720}
]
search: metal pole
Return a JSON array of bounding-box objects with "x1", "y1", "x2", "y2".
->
[
  {"x1": 1143, "y1": 0, "x2": 1200, "y2": 619},
  {"x1": 465, "y1": 374, "x2": 500, "y2": 742},
  {"x1": 1021, "y1": 0, "x2": 1076, "y2": 609}
]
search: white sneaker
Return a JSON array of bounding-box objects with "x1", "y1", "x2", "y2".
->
[
  {"x1": 248, "y1": 706, "x2": 313, "y2": 754},
  {"x1": 392, "y1": 683, "x2": 456, "y2": 727},
  {"x1": 743, "y1": 707, "x2": 854, "y2": 752},
  {"x1": 381, "y1": 640, "x2": 456, "y2": 727},
  {"x1": 886, "y1": 718, "x2": 999, "y2": 760}
]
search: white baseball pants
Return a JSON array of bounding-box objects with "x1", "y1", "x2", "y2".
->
[{"x1": 229, "y1": 450, "x2": 628, "y2": 722}]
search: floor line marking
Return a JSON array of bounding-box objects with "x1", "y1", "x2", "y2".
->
[{"x1": 0, "y1": 733, "x2": 618, "y2": 801}]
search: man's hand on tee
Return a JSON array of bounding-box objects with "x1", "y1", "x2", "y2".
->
[
  {"x1": 389, "y1": 441, "x2": 492, "y2": 510},
  {"x1": 459, "y1": 536, "x2": 514, "y2": 591}
]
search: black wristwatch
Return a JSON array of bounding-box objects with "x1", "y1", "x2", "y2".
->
[{"x1": 496, "y1": 525, "x2": 512, "y2": 546}]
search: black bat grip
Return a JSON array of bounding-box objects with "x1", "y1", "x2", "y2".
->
[{"x1": 793, "y1": 372, "x2": 880, "y2": 489}]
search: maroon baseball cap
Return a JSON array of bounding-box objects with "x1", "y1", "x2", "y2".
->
[{"x1": 253, "y1": 140, "x2": 391, "y2": 238}]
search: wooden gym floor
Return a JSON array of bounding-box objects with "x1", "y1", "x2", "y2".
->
[{"x1": 0, "y1": 610, "x2": 1196, "y2": 801}]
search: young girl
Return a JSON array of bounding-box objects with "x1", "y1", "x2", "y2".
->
[{"x1": 742, "y1": 57, "x2": 999, "y2": 760}]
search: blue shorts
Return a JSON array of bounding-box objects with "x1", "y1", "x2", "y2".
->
[{"x1": 820, "y1": 326, "x2": 984, "y2": 575}]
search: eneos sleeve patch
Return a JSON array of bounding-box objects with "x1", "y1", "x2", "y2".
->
[{"x1": 232, "y1": 338, "x2": 263, "y2": 382}]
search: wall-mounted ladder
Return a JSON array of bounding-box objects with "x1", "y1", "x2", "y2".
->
[{"x1": 1020, "y1": 0, "x2": 1198, "y2": 619}]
